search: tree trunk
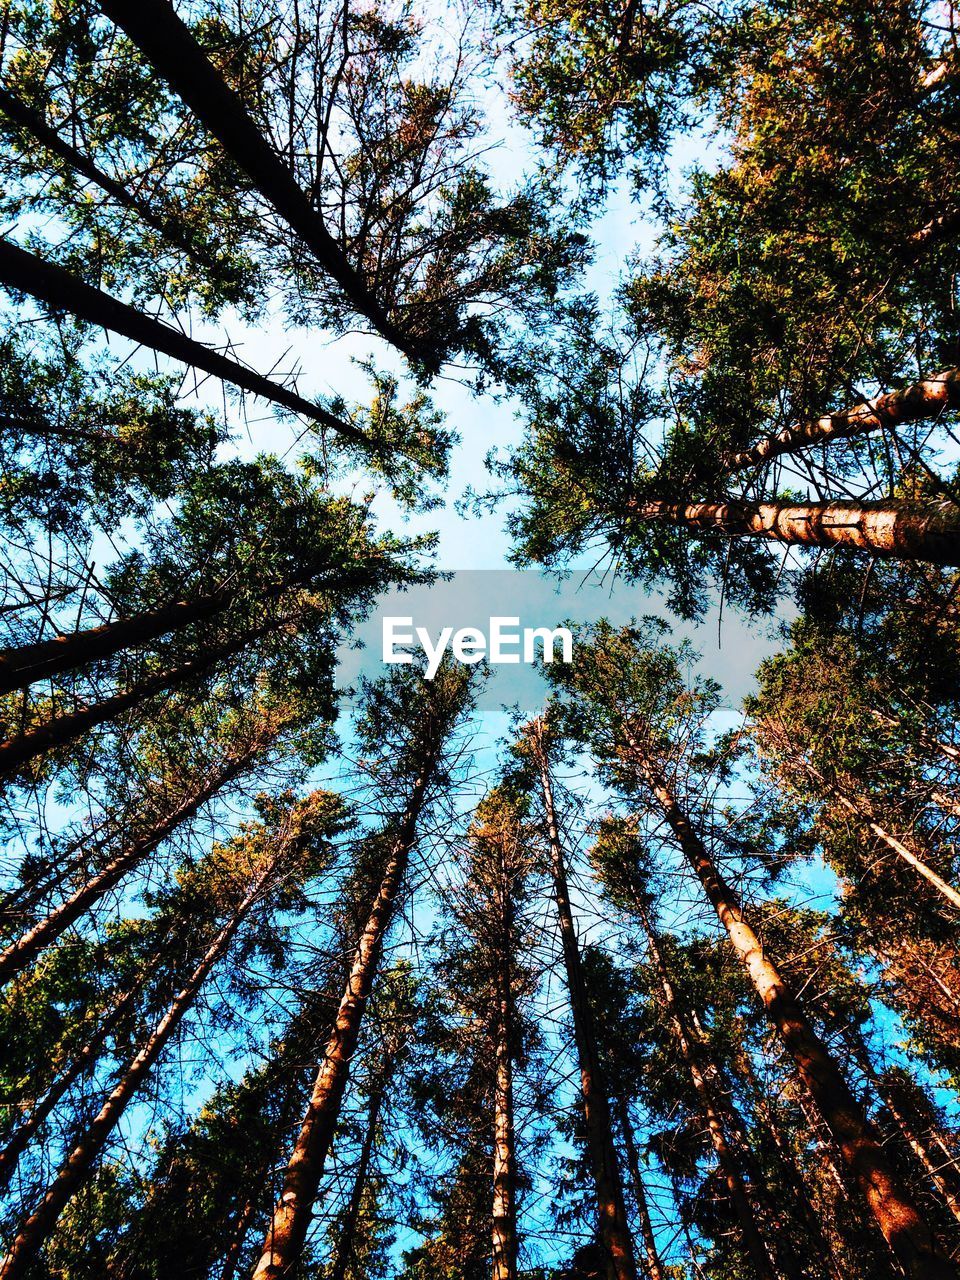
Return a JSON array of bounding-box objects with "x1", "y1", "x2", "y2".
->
[
  {"x1": 720, "y1": 370, "x2": 960, "y2": 473},
  {"x1": 251, "y1": 762, "x2": 438, "y2": 1279},
  {"x1": 641, "y1": 915, "x2": 778, "y2": 1280},
  {"x1": 0, "y1": 589, "x2": 237, "y2": 697},
  {"x1": 0, "y1": 613, "x2": 285, "y2": 784},
  {"x1": 0, "y1": 237, "x2": 361, "y2": 442},
  {"x1": 0, "y1": 855, "x2": 278, "y2": 1279},
  {"x1": 631, "y1": 498, "x2": 960, "y2": 563},
  {"x1": 219, "y1": 1198, "x2": 258, "y2": 1280},
  {"x1": 97, "y1": 0, "x2": 425, "y2": 368},
  {"x1": 492, "y1": 914, "x2": 519, "y2": 1280},
  {"x1": 833, "y1": 789, "x2": 960, "y2": 912},
  {"x1": 0, "y1": 84, "x2": 225, "y2": 276},
  {"x1": 327, "y1": 1082, "x2": 386, "y2": 1280},
  {"x1": 0, "y1": 734, "x2": 266, "y2": 986},
  {"x1": 733, "y1": 1047, "x2": 846, "y2": 1280},
  {"x1": 533, "y1": 722, "x2": 638, "y2": 1280},
  {"x1": 624, "y1": 731, "x2": 957, "y2": 1280},
  {"x1": 614, "y1": 1095, "x2": 666, "y2": 1280}
]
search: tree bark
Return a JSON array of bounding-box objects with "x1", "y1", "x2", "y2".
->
[
  {"x1": 492, "y1": 891, "x2": 519, "y2": 1280},
  {"x1": 624, "y1": 730, "x2": 957, "y2": 1280},
  {"x1": 833, "y1": 789, "x2": 960, "y2": 912},
  {"x1": 96, "y1": 0, "x2": 426, "y2": 368},
  {"x1": 720, "y1": 370, "x2": 960, "y2": 473},
  {"x1": 0, "y1": 853, "x2": 278, "y2": 1279},
  {"x1": 733, "y1": 1047, "x2": 846, "y2": 1280},
  {"x1": 631, "y1": 499, "x2": 960, "y2": 564},
  {"x1": 251, "y1": 757, "x2": 439, "y2": 1279},
  {"x1": 0, "y1": 732, "x2": 267, "y2": 986},
  {"x1": 0, "y1": 588, "x2": 234, "y2": 697},
  {"x1": 847, "y1": 1031, "x2": 960, "y2": 1232},
  {"x1": 0, "y1": 237, "x2": 362, "y2": 442},
  {"x1": 614, "y1": 1095, "x2": 666, "y2": 1280},
  {"x1": 533, "y1": 722, "x2": 638, "y2": 1280}
]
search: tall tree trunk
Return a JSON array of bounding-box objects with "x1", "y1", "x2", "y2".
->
[
  {"x1": 0, "y1": 816, "x2": 116, "y2": 928},
  {"x1": 0, "y1": 587, "x2": 234, "y2": 696},
  {"x1": 0, "y1": 613, "x2": 287, "y2": 784},
  {"x1": 720, "y1": 370, "x2": 960, "y2": 473},
  {"x1": 532, "y1": 722, "x2": 638, "y2": 1280},
  {"x1": 0, "y1": 83, "x2": 225, "y2": 276},
  {"x1": 0, "y1": 237, "x2": 361, "y2": 442},
  {"x1": 0, "y1": 854, "x2": 279, "y2": 1279},
  {"x1": 624, "y1": 730, "x2": 956, "y2": 1279},
  {"x1": 0, "y1": 732, "x2": 269, "y2": 986},
  {"x1": 327, "y1": 1082, "x2": 386, "y2": 1280},
  {"x1": 614, "y1": 1095, "x2": 667, "y2": 1280},
  {"x1": 219, "y1": 1198, "x2": 258, "y2": 1280},
  {"x1": 629, "y1": 498, "x2": 960, "y2": 563},
  {"x1": 641, "y1": 915, "x2": 778, "y2": 1280},
  {"x1": 0, "y1": 554, "x2": 369, "y2": 697},
  {"x1": 868, "y1": 708, "x2": 960, "y2": 766},
  {"x1": 97, "y1": 0, "x2": 425, "y2": 368},
  {"x1": 251, "y1": 757, "x2": 440, "y2": 1279},
  {"x1": 492, "y1": 908, "x2": 519, "y2": 1280}
]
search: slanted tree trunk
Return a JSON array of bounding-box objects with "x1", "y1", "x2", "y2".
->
[
  {"x1": 0, "y1": 84, "x2": 226, "y2": 276},
  {"x1": 220, "y1": 1199, "x2": 258, "y2": 1280},
  {"x1": 97, "y1": 0, "x2": 425, "y2": 368},
  {"x1": 720, "y1": 370, "x2": 960, "y2": 473},
  {"x1": 251, "y1": 746, "x2": 442, "y2": 1280},
  {"x1": 0, "y1": 558, "x2": 364, "y2": 697},
  {"x1": 623, "y1": 728, "x2": 957, "y2": 1280},
  {"x1": 630, "y1": 498, "x2": 960, "y2": 563},
  {"x1": 532, "y1": 722, "x2": 638, "y2": 1280},
  {"x1": 0, "y1": 731, "x2": 269, "y2": 986},
  {"x1": 0, "y1": 238, "x2": 361, "y2": 441},
  {"x1": 868, "y1": 707, "x2": 960, "y2": 766},
  {"x1": 733, "y1": 1047, "x2": 846, "y2": 1280},
  {"x1": 0, "y1": 814, "x2": 117, "y2": 927},
  {"x1": 614, "y1": 1095, "x2": 666, "y2": 1280},
  {"x1": 327, "y1": 1082, "x2": 386, "y2": 1280},
  {"x1": 0, "y1": 587, "x2": 234, "y2": 696},
  {"x1": 641, "y1": 915, "x2": 778, "y2": 1280},
  {"x1": 0, "y1": 612, "x2": 288, "y2": 784},
  {"x1": 0, "y1": 852, "x2": 280, "y2": 1279},
  {"x1": 832, "y1": 788, "x2": 960, "y2": 912}
]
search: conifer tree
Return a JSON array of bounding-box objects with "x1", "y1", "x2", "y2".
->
[
  {"x1": 546, "y1": 620, "x2": 958, "y2": 1278},
  {"x1": 0, "y1": 785, "x2": 346, "y2": 1278},
  {"x1": 251, "y1": 662, "x2": 474, "y2": 1279}
]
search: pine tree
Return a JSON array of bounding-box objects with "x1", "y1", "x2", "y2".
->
[{"x1": 250, "y1": 662, "x2": 474, "y2": 1279}]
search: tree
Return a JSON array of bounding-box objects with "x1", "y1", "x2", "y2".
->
[
  {"x1": 0, "y1": 785, "x2": 346, "y2": 1278},
  {"x1": 250, "y1": 661, "x2": 475, "y2": 1279},
  {"x1": 547, "y1": 620, "x2": 958, "y2": 1278},
  {"x1": 516, "y1": 719, "x2": 639, "y2": 1280}
]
